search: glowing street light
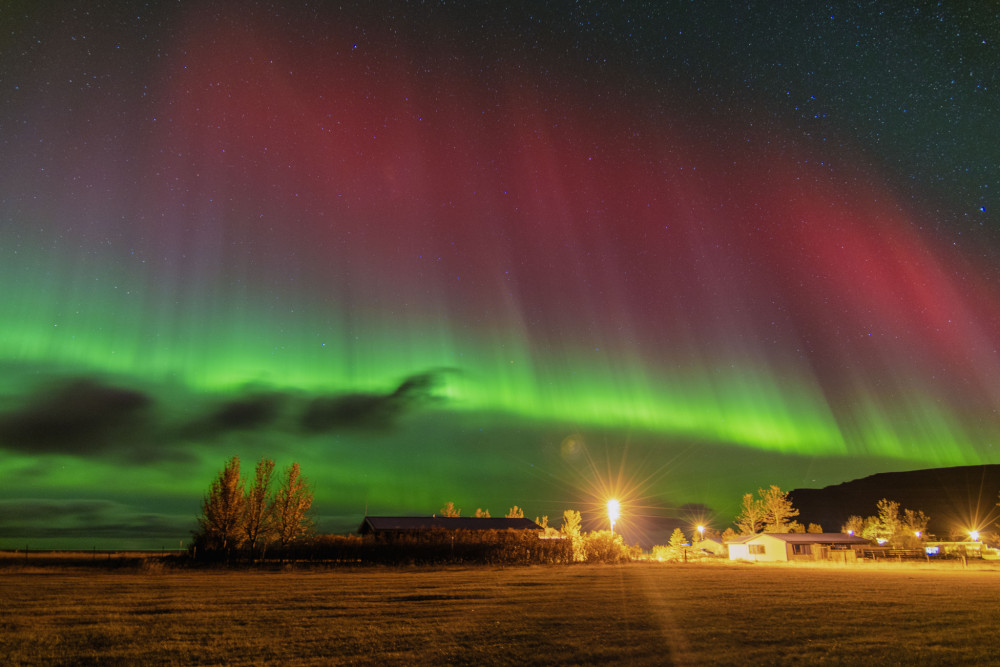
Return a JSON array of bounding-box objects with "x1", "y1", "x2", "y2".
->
[
  {"x1": 970, "y1": 530, "x2": 980, "y2": 542},
  {"x1": 607, "y1": 499, "x2": 620, "y2": 534},
  {"x1": 697, "y1": 525, "x2": 705, "y2": 543}
]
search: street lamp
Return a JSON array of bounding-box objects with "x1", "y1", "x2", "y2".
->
[
  {"x1": 970, "y1": 530, "x2": 980, "y2": 542},
  {"x1": 607, "y1": 499, "x2": 620, "y2": 534},
  {"x1": 697, "y1": 525, "x2": 705, "y2": 543}
]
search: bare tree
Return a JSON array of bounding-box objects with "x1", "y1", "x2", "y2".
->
[
  {"x1": 474, "y1": 507, "x2": 491, "y2": 518},
  {"x1": 272, "y1": 462, "x2": 313, "y2": 547},
  {"x1": 439, "y1": 501, "x2": 461, "y2": 517},
  {"x1": 734, "y1": 492, "x2": 765, "y2": 534},
  {"x1": 760, "y1": 485, "x2": 799, "y2": 532},
  {"x1": 505, "y1": 505, "x2": 524, "y2": 519},
  {"x1": 197, "y1": 456, "x2": 246, "y2": 552},
  {"x1": 244, "y1": 457, "x2": 275, "y2": 552}
]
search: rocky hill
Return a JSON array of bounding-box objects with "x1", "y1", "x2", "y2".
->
[{"x1": 789, "y1": 465, "x2": 1000, "y2": 540}]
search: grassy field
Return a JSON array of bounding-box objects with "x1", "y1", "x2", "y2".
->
[{"x1": 2, "y1": 559, "x2": 1000, "y2": 665}]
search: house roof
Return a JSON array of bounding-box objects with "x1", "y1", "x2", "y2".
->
[{"x1": 359, "y1": 516, "x2": 543, "y2": 533}]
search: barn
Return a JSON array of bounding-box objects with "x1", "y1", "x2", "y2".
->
[{"x1": 358, "y1": 516, "x2": 543, "y2": 537}]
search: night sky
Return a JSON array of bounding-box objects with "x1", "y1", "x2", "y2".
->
[{"x1": 2, "y1": 2, "x2": 998, "y2": 548}]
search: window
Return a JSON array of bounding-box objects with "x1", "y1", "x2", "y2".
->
[
  {"x1": 792, "y1": 544, "x2": 812, "y2": 555},
  {"x1": 748, "y1": 544, "x2": 766, "y2": 555}
]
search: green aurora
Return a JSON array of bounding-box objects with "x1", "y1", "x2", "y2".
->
[{"x1": 2, "y1": 2, "x2": 999, "y2": 548}]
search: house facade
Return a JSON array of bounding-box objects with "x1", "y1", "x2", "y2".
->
[{"x1": 727, "y1": 533, "x2": 871, "y2": 562}]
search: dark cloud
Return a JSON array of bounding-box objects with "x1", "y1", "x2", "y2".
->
[
  {"x1": 211, "y1": 393, "x2": 285, "y2": 430},
  {"x1": 0, "y1": 370, "x2": 448, "y2": 460},
  {"x1": 180, "y1": 393, "x2": 287, "y2": 439},
  {"x1": 0, "y1": 378, "x2": 153, "y2": 455},
  {"x1": 0, "y1": 499, "x2": 190, "y2": 539},
  {"x1": 301, "y1": 372, "x2": 441, "y2": 432}
]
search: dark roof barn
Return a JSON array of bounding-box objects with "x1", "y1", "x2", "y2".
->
[{"x1": 359, "y1": 516, "x2": 542, "y2": 535}]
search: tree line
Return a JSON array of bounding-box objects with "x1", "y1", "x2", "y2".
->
[
  {"x1": 190, "y1": 460, "x2": 939, "y2": 565},
  {"x1": 436, "y1": 503, "x2": 636, "y2": 563},
  {"x1": 191, "y1": 460, "x2": 638, "y2": 564},
  {"x1": 841, "y1": 499, "x2": 929, "y2": 548},
  {"x1": 727, "y1": 484, "x2": 932, "y2": 549},
  {"x1": 193, "y1": 456, "x2": 314, "y2": 558}
]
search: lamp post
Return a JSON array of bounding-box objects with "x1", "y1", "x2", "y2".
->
[
  {"x1": 697, "y1": 525, "x2": 705, "y2": 544},
  {"x1": 607, "y1": 499, "x2": 620, "y2": 535}
]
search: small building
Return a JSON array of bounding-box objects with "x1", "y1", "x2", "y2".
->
[
  {"x1": 358, "y1": 516, "x2": 542, "y2": 537},
  {"x1": 693, "y1": 536, "x2": 726, "y2": 556},
  {"x1": 727, "y1": 533, "x2": 871, "y2": 562}
]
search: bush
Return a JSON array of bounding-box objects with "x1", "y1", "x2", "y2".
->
[{"x1": 581, "y1": 530, "x2": 636, "y2": 563}]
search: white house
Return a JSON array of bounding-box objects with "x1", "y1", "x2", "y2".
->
[
  {"x1": 727, "y1": 533, "x2": 871, "y2": 562},
  {"x1": 693, "y1": 536, "x2": 726, "y2": 556}
]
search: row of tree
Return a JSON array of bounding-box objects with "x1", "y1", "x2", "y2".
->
[
  {"x1": 732, "y1": 485, "x2": 804, "y2": 535},
  {"x1": 192, "y1": 460, "x2": 639, "y2": 564},
  {"x1": 194, "y1": 456, "x2": 314, "y2": 556},
  {"x1": 304, "y1": 529, "x2": 575, "y2": 565},
  {"x1": 841, "y1": 499, "x2": 929, "y2": 548},
  {"x1": 728, "y1": 484, "x2": 932, "y2": 549},
  {"x1": 436, "y1": 503, "x2": 634, "y2": 563},
  {"x1": 438, "y1": 501, "x2": 527, "y2": 519}
]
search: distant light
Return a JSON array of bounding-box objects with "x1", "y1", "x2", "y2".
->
[
  {"x1": 914, "y1": 531, "x2": 921, "y2": 538},
  {"x1": 607, "y1": 499, "x2": 620, "y2": 522},
  {"x1": 847, "y1": 530, "x2": 854, "y2": 535},
  {"x1": 697, "y1": 525, "x2": 705, "y2": 537},
  {"x1": 970, "y1": 530, "x2": 980, "y2": 542}
]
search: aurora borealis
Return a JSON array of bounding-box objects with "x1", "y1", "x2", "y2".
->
[{"x1": 2, "y1": 2, "x2": 998, "y2": 548}]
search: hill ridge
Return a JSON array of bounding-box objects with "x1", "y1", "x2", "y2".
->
[{"x1": 789, "y1": 464, "x2": 1000, "y2": 539}]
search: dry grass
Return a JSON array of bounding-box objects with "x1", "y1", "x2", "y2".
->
[{"x1": 2, "y1": 561, "x2": 1000, "y2": 665}]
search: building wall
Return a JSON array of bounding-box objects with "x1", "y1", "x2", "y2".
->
[
  {"x1": 727, "y1": 543, "x2": 750, "y2": 561},
  {"x1": 730, "y1": 537, "x2": 867, "y2": 562},
  {"x1": 727, "y1": 535, "x2": 789, "y2": 562}
]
